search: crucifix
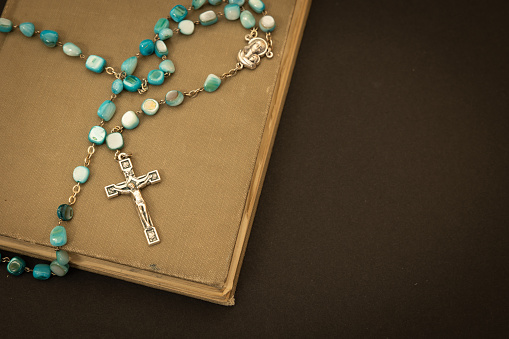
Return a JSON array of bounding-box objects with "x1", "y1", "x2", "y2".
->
[{"x1": 104, "y1": 153, "x2": 161, "y2": 245}]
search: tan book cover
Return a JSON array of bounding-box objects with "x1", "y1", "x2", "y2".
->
[{"x1": 0, "y1": 0, "x2": 310, "y2": 305}]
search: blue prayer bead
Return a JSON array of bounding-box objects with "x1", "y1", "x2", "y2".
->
[
  {"x1": 229, "y1": 0, "x2": 245, "y2": 5},
  {"x1": 88, "y1": 125, "x2": 107, "y2": 145},
  {"x1": 148, "y1": 70, "x2": 164, "y2": 86},
  {"x1": 40, "y1": 30, "x2": 58, "y2": 47},
  {"x1": 112, "y1": 79, "x2": 124, "y2": 95},
  {"x1": 209, "y1": 0, "x2": 222, "y2": 5},
  {"x1": 0, "y1": 18, "x2": 13, "y2": 32},
  {"x1": 248, "y1": 0, "x2": 265, "y2": 13},
  {"x1": 204, "y1": 74, "x2": 221, "y2": 92},
  {"x1": 106, "y1": 132, "x2": 124, "y2": 150},
  {"x1": 139, "y1": 39, "x2": 155, "y2": 56},
  {"x1": 33, "y1": 264, "x2": 51, "y2": 280},
  {"x1": 199, "y1": 11, "x2": 218, "y2": 26},
  {"x1": 62, "y1": 42, "x2": 81, "y2": 57},
  {"x1": 73, "y1": 166, "x2": 90, "y2": 184},
  {"x1": 50, "y1": 260, "x2": 69, "y2": 277},
  {"x1": 154, "y1": 18, "x2": 170, "y2": 34},
  {"x1": 50, "y1": 225, "x2": 67, "y2": 247},
  {"x1": 86, "y1": 55, "x2": 106, "y2": 73},
  {"x1": 56, "y1": 250, "x2": 70, "y2": 265},
  {"x1": 123, "y1": 75, "x2": 142, "y2": 92},
  {"x1": 192, "y1": 0, "x2": 207, "y2": 9},
  {"x1": 19, "y1": 22, "x2": 35, "y2": 37},
  {"x1": 57, "y1": 204, "x2": 73, "y2": 221},
  {"x1": 159, "y1": 59, "x2": 175, "y2": 74},
  {"x1": 158, "y1": 28, "x2": 173, "y2": 40},
  {"x1": 121, "y1": 56, "x2": 138, "y2": 76},
  {"x1": 224, "y1": 4, "x2": 241, "y2": 20},
  {"x1": 259, "y1": 15, "x2": 276, "y2": 32},
  {"x1": 121, "y1": 111, "x2": 140, "y2": 130},
  {"x1": 170, "y1": 5, "x2": 188, "y2": 23},
  {"x1": 7, "y1": 256, "x2": 26, "y2": 276},
  {"x1": 165, "y1": 90, "x2": 184, "y2": 106},
  {"x1": 240, "y1": 10, "x2": 256, "y2": 29},
  {"x1": 154, "y1": 40, "x2": 168, "y2": 58},
  {"x1": 97, "y1": 100, "x2": 116, "y2": 121}
]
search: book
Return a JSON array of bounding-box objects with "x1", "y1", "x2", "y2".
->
[{"x1": 0, "y1": 0, "x2": 311, "y2": 305}]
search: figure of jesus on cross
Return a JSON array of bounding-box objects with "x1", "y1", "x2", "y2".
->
[{"x1": 105, "y1": 153, "x2": 161, "y2": 245}]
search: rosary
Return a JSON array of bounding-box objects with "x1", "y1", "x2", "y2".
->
[{"x1": 0, "y1": 0, "x2": 275, "y2": 280}]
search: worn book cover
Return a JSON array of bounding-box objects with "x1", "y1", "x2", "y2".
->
[{"x1": 0, "y1": 0, "x2": 310, "y2": 304}]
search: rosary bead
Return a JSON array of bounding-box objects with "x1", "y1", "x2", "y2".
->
[
  {"x1": 121, "y1": 111, "x2": 140, "y2": 130},
  {"x1": 121, "y1": 56, "x2": 138, "y2": 76},
  {"x1": 112, "y1": 79, "x2": 124, "y2": 95},
  {"x1": 170, "y1": 5, "x2": 188, "y2": 23},
  {"x1": 56, "y1": 250, "x2": 70, "y2": 265},
  {"x1": 33, "y1": 264, "x2": 51, "y2": 280},
  {"x1": 88, "y1": 125, "x2": 107, "y2": 145},
  {"x1": 73, "y1": 166, "x2": 90, "y2": 184},
  {"x1": 209, "y1": 0, "x2": 222, "y2": 5},
  {"x1": 0, "y1": 18, "x2": 13, "y2": 32},
  {"x1": 139, "y1": 39, "x2": 155, "y2": 56},
  {"x1": 142, "y1": 98, "x2": 160, "y2": 115},
  {"x1": 224, "y1": 4, "x2": 241, "y2": 20},
  {"x1": 204, "y1": 74, "x2": 221, "y2": 92},
  {"x1": 50, "y1": 260, "x2": 69, "y2": 277},
  {"x1": 123, "y1": 75, "x2": 142, "y2": 92},
  {"x1": 192, "y1": 0, "x2": 207, "y2": 9},
  {"x1": 19, "y1": 22, "x2": 35, "y2": 37},
  {"x1": 178, "y1": 20, "x2": 195, "y2": 35},
  {"x1": 259, "y1": 15, "x2": 276, "y2": 32},
  {"x1": 154, "y1": 40, "x2": 168, "y2": 58},
  {"x1": 39, "y1": 30, "x2": 59, "y2": 47},
  {"x1": 50, "y1": 225, "x2": 67, "y2": 247},
  {"x1": 229, "y1": 0, "x2": 245, "y2": 6},
  {"x1": 6, "y1": 256, "x2": 26, "y2": 276},
  {"x1": 57, "y1": 204, "x2": 74, "y2": 221},
  {"x1": 97, "y1": 100, "x2": 117, "y2": 121},
  {"x1": 165, "y1": 90, "x2": 184, "y2": 106},
  {"x1": 240, "y1": 10, "x2": 256, "y2": 29},
  {"x1": 199, "y1": 10, "x2": 218, "y2": 26},
  {"x1": 147, "y1": 69, "x2": 165, "y2": 86},
  {"x1": 154, "y1": 18, "x2": 170, "y2": 34},
  {"x1": 62, "y1": 42, "x2": 82, "y2": 57},
  {"x1": 248, "y1": 0, "x2": 265, "y2": 14},
  {"x1": 106, "y1": 132, "x2": 124, "y2": 150},
  {"x1": 86, "y1": 55, "x2": 106, "y2": 73},
  {"x1": 159, "y1": 59, "x2": 175, "y2": 74},
  {"x1": 158, "y1": 28, "x2": 173, "y2": 40}
]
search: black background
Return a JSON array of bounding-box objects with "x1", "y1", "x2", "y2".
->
[{"x1": 1, "y1": 0, "x2": 508, "y2": 337}]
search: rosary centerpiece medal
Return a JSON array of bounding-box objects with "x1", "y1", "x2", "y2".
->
[{"x1": 105, "y1": 153, "x2": 161, "y2": 245}]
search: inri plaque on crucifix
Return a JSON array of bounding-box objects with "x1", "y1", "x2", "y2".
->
[{"x1": 104, "y1": 153, "x2": 161, "y2": 245}]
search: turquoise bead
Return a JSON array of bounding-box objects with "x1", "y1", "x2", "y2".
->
[
  {"x1": 121, "y1": 56, "x2": 138, "y2": 76},
  {"x1": 141, "y1": 99, "x2": 160, "y2": 115},
  {"x1": 154, "y1": 18, "x2": 170, "y2": 34},
  {"x1": 112, "y1": 79, "x2": 124, "y2": 95},
  {"x1": 62, "y1": 42, "x2": 81, "y2": 57},
  {"x1": 248, "y1": 0, "x2": 265, "y2": 13},
  {"x1": 97, "y1": 100, "x2": 116, "y2": 121},
  {"x1": 0, "y1": 18, "x2": 12, "y2": 32},
  {"x1": 50, "y1": 260, "x2": 69, "y2": 277},
  {"x1": 159, "y1": 59, "x2": 175, "y2": 74},
  {"x1": 19, "y1": 22, "x2": 35, "y2": 37},
  {"x1": 73, "y1": 166, "x2": 90, "y2": 184},
  {"x1": 199, "y1": 11, "x2": 218, "y2": 26},
  {"x1": 178, "y1": 20, "x2": 195, "y2": 35},
  {"x1": 229, "y1": 0, "x2": 245, "y2": 5},
  {"x1": 148, "y1": 69, "x2": 164, "y2": 86},
  {"x1": 7, "y1": 257, "x2": 25, "y2": 276},
  {"x1": 57, "y1": 204, "x2": 73, "y2": 221},
  {"x1": 106, "y1": 132, "x2": 124, "y2": 150},
  {"x1": 158, "y1": 28, "x2": 173, "y2": 40},
  {"x1": 121, "y1": 111, "x2": 140, "y2": 130},
  {"x1": 50, "y1": 225, "x2": 67, "y2": 247},
  {"x1": 123, "y1": 75, "x2": 142, "y2": 92},
  {"x1": 209, "y1": 0, "x2": 222, "y2": 5},
  {"x1": 88, "y1": 125, "x2": 107, "y2": 145},
  {"x1": 204, "y1": 74, "x2": 221, "y2": 92},
  {"x1": 56, "y1": 250, "x2": 69, "y2": 265},
  {"x1": 170, "y1": 5, "x2": 188, "y2": 23},
  {"x1": 224, "y1": 4, "x2": 241, "y2": 20},
  {"x1": 192, "y1": 0, "x2": 207, "y2": 9},
  {"x1": 86, "y1": 55, "x2": 106, "y2": 73},
  {"x1": 139, "y1": 39, "x2": 155, "y2": 56},
  {"x1": 259, "y1": 15, "x2": 276, "y2": 32},
  {"x1": 40, "y1": 30, "x2": 58, "y2": 47},
  {"x1": 33, "y1": 264, "x2": 51, "y2": 280},
  {"x1": 240, "y1": 10, "x2": 256, "y2": 29},
  {"x1": 154, "y1": 40, "x2": 168, "y2": 58},
  {"x1": 165, "y1": 90, "x2": 184, "y2": 106}
]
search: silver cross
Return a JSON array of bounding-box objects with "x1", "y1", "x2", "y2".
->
[{"x1": 104, "y1": 153, "x2": 161, "y2": 245}]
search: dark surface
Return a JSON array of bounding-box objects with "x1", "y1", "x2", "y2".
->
[{"x1": 1, "y1": 0, "x2": 508, "y2": 337}]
